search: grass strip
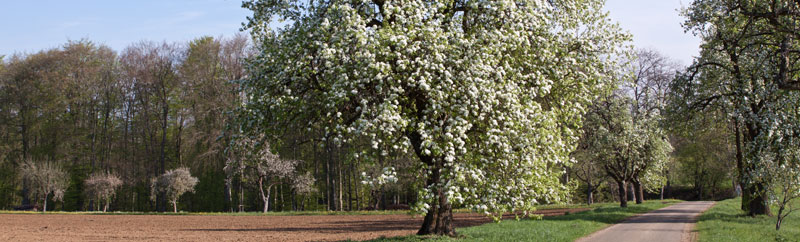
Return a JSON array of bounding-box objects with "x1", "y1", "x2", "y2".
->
[
  {"x1": 696, "y1": 197, "x2": 800, "y2": 242},
  {"x1": 364, "y1": 199, "x2": 682, "y2": 242}
]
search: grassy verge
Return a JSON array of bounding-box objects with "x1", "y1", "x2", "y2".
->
[
  {"x1": 365, "y1": 199, "x2": 682, "y2": 242},
  {"x1": 696, "y1": 197, "x2": 800, "y2": 242}
]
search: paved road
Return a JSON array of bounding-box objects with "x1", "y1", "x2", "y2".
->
[{"x1": 576, "y1": 201, "x2": 715, "y2": 242}]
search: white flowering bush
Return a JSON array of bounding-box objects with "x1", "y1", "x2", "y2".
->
[
  {"x1": 150, "y1": 167, "x2": 199, "y2": 213},
  {"x1": 19, "y1": 160, "x2": 70, "y2": 212},
  {"x1": 240, "y1": 0, "x2": 629, "y2": 235},
  {"x1": 84, "y1": 172, "x2": 123, "y2": 212}
]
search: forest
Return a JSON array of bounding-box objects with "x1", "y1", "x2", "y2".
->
[{"x1": 1, "y1": 0, "x2": 800, "y2": 237}]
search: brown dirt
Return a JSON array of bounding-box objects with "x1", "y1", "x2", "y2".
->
[{"x1": 0, "y1": 208, "x2": 589, "y2": 241}]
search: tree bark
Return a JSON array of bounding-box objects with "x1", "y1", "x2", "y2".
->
[
  {"x1": 617, "y1": 180, "x2": 628, "y2": 207},
  {"x1": 633, "y1": 180, "x2": 644, "y2": 204},
  {"x1": 259, "y1": 177, "x2": 267, "y2": 213},
  {"x1": 747, "y1": 182, "x2": 772, "y2": 216},
  {"x1": 434, "y1": 187, "x2": 455, "y2": 236},
  {"x1": 172, "y1": 201, "x2": 177, "y2": 213},
  {"x1": 629, "y1": 182, "x2": 636, "y2": 202},
  {"x1": 587, "y1": 184, "x2": 594, "y2": 205}
]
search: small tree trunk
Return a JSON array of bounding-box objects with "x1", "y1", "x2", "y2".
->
[
  {"x1": 104, "y1": 201, "x2": 109, "y2": 212},
  {"x1": 172, "y1": 201, "x2": 177, "y2": 213},
  {"x1": 617, "y1": 180, "x2": 628, "y2": 208},
  {"x1": 629, "y1": 183, "x2": 636, "y2": 202},
  {"x1": 259, "y1": 177, "x2": 268, "y2": 213},
  {"x1": 43, "y1": 196, "x2": 48, "y2": 213},
  {"x1": 776, "y1": 206, "x2": 785, "y2": 230},
  {"x1": 660, "y1": 185, "x2": 665, "y2": 200},
  {"x1": 266, "y1": 185, "x2": 273, "y2": 213},
  {"x1": 587, "y1": 184, "x2": 593, "y2": 205},
  {"x1": 633, "y1": 180, "x2": 644, "y2": 204}
]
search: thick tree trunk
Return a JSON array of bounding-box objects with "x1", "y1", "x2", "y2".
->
[
  {"x1": 617, "y1": 180, "x2": 628, "y2": 207},
  {"x1": 734, "y1": 121, "x2": 751, "y2": 211},
  {"x1": 747, "y1": 183, "x2": 772, "y2": 216},
  {"x1": 434, "y1": 189, "x2": 455, "y2": 236},
  {"x1": 409, "y1": 130, "x2": 456, "y2": 236},
  {"x1": 587, "y1": 184, "x2": 594, "y2": 205},
  {"x1": 415, "y1": 164, "x2": 456, "y2": 236},
  {"x1": 633, "y1": 180, "x2": 644, "y2": 204}
]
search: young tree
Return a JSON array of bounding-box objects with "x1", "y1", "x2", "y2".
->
[
  {"x1": 84, "y1": 172, "x2": 123, "y2": 212},
  {"x1": 150, "y1": 167, "x2": 199, "y2": 213},
  {"x1": 19, "y1": 160, "x2": 70, "y2": 212},
  {"x1": 227, "y1": 136, "x2": 306, "y2": 213},
  {"x1": 252, "y1": 145, "x2": 297, "y2": 213},
  {"x1": 239, "y1": 0, "x2": 629, "y2": 235}
]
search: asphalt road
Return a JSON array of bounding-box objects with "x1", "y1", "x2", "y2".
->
[{"x1": 576, "y1": 201, "x2": 715, "y2": 242}]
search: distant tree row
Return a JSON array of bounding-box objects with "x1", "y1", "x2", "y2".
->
[{"x1": 0, "y1": 35, "x2": 419, "y2": 212}]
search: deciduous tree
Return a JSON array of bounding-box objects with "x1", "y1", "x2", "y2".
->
[
  {"x1": 19, "y1": 160, "x2": 70, "y2": 212},
  {"x1": 240, "y1": 0, "x2": 629, "y2": 235},
  {"x1": 84, "y1": 172, "x2": 123, "y2": 212},
  {"x1": 150, "y1": 167, "x2": 199, "y2": 213}
]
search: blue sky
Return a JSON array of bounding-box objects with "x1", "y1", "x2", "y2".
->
[
  {"x1": 605, "y1": 0, "x2": 700, "y2": 66},
  {"x1": 1, "y1": 0, "x2": 699, "y2": 65}
]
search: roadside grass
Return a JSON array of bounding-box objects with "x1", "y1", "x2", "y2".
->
[
  {"x1": 696, "y1": 197, "x2": 800, "y2": 242},
  {"x1": 0, "y1": 202, "x2": 625, "y2": 216},
  {"x1": 365, "y1": 199, "x2": 682, "y2": 242}
]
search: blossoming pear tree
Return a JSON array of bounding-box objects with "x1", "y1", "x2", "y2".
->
[
  {"x1": 239, "y1": 0, "x2": 629, "y2": 235},
  {"x1": 675, "y1": 0, "x2": 800, "y2": 216}
]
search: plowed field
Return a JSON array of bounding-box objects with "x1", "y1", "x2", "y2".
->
[{"x1": 0, "y1": 208, "x2": 587, "y2": 241}]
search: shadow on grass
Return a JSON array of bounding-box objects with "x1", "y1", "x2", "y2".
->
[{"x1": 543, "y1": 205, "x2": 656, "y2": 224}]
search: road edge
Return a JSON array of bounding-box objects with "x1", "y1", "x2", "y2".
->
[
  {"x1": 574, "y1": 201, "x2": 680, "y2": 242},
  {"x1": 680, "y1": 201, "x2": 716, "y2": 242}
]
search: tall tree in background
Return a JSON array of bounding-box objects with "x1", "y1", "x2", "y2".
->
[
  {"x1": 623, "y1": 49, "x2": 680, "y2": 204},
  {"x1": 582, "y1": 96, "x2": 672, "y2": 207},
  {"x1": 0, "y1": 36, "x2": 249, "y2": 211},
  {"x1": 240, "y1": 0, "x2": 629, "y2": 235}
]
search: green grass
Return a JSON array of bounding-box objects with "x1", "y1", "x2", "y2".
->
[
  {"x1": 365, "y1": 199, "x2": 682, "y2": 242},
  {"x1": 696, "y1": 197, "x2": 800, "y2": 242}
]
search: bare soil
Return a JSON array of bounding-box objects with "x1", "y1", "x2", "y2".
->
[{"x1": 0, "y1": 208, "x2": 588, "y2": 241}]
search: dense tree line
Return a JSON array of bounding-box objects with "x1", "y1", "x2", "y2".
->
[
  {"x1": 0, "y1": 36, "x2": 246, "y2": 211},
  {"x1": 0, "y1": 35, "x2": 422, "y2": 212}
]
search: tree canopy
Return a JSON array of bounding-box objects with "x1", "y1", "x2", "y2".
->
[{"x1": 240, "y1": 0, "x2": 630, "y2": 235}]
